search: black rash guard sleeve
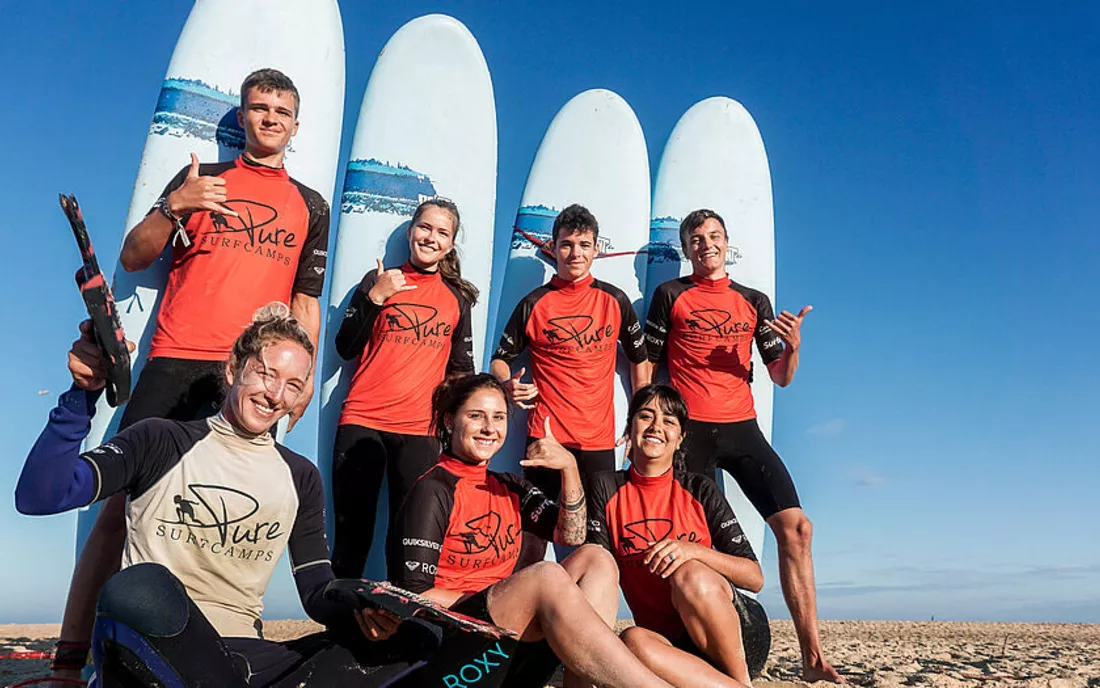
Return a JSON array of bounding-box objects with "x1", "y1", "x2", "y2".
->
[
  {"x1": 584, "y1": 471, "x2": 616, "y2": 550},
  {"x1": 745, "y1": 288, "x2": 784, "y2": 366},
  {"x1": 492, "y1": 296, "x2": 533, "y2": 364},
  {"x1": 446, "y1": 295, "x2": 475, "y2": 376},
  {"x1": 496, "y1": 472, "x2": 558, "y2": 542},
  {"x1": 278, "y1": 445, "x2": 348, "y2": 626},
  {"x1": 289, "y1": 180, "x2": 330, "y2": 298},
  {"x1": 610, "y1": 286, "x2": 648, "y2": 364},
  {"x1": 388, "y1": 471, "x2": 453, "y2": 593},
  {"x1": 84, "y1": 418, "x2": 204, "y2": 502},
  {"x1": 334, "y1": 270, "x2": 383, "y2": 361},
  {"x1": 644, "y1": 280, "x2": 679, "y2": 364},
  {"x1": 691, "y1": 474, "x2": 758, "y2": 562}
]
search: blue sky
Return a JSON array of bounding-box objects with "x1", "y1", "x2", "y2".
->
[{"x1": 1, "y1": 1, "x2": 1098, "y2": 624}]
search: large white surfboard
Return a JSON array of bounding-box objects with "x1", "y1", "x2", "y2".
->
[
  {"x1": 489, "y1": 89, "x2": 649, "y2": 477},
  {"x1": 76, "y1": 0, "x2": 345, "y2": 550},
  {"x1": 647, "y1": 96, "x2": 774, "y2": 559},
  {"x1": 317, "y1": 14, "x2": 497, "y2": 577}
]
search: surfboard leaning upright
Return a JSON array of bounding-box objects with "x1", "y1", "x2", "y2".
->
[
  {"x1": 646, "y1": 96, "x2": 775, "y2": 558},
  {"x1": 489, "y1": 89, "x2": 650, "y2": 476},
  {"x1": 76, "y1": 0, "x2": 345, "y2": 550},
  {"x1": 317, "y1": 14, "x2": 497, "y2": 577}
]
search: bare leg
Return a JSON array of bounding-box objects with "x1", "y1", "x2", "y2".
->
[
  {"x1": 559, "y1": 544, "x2": 621, "y2": 688},
  {"x1": 668, "y1": 561, "x2": 751, "y2": 684},
  {"x1": 767, "y1": 507, "x2": 844, "y2": 683},
  {"x1": 486, "y1": 561, "x2": 672, "y2": 688},
  {"x1": 622, "y1": 626, "x2": 747, "y2": 688}
]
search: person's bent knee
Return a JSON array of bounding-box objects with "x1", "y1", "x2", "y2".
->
[
  {"x1": 772, "y1": 509, "x2": 813, "y2": 549},
  {"x1": 620, "y1": 626, "x2": 657, "y2": 660},
  {"x1": 670, "y1": 560, "x2": 728, "y2": 608},
  {"x1": 97, "y1": 563, "x2": 190, "y2": 638},
  {"x1": 566, "y1": 544, "x2": 619, "y2": 581}
]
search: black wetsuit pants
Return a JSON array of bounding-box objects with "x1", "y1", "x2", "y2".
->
[
  {"x1": 92, "y1": 563, "x2": 416, "y2": 687},
  {"x1": 331, "y1": 424, "x2": 440, "y2": 579}
]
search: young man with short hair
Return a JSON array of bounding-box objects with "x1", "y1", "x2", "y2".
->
[
  {"x1": 45, "y1": 68, "x2": 330, "y2": 685},
  {"x1": 491, "y1": 204, "x2": 648, "y2": 502},
  {"x1": 644, "y1": 209, "x2": 844, "y2": 683}
]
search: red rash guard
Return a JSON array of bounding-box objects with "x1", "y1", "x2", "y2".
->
[
  {"x1": 493, "y1": 273, "x2": 647, "y2": 450},
  {"x1": 587, "y1": 467, "x2": 757, "y2": 637},
  {"x1": 389, "y1": 454, "x2": 558, "y2": 595},
  {"x1": 645, "y1": 276, "x2": 783, "y2": 423},
  {"x1": 335, "y1": 264, "x2": 474, "y2": 435},
  {"x1": 148, "y1": 156, "x2": 329, "y2": 361}
]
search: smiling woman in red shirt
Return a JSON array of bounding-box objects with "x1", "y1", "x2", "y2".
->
[
  {"x1": 587, "y1": 384, "x2": 766, "y2": 687},
  {"x1": 330, "y1": 198, "x2": 477, "y2": 579},
  {"x1": 388, "y1": 374, "x2": 675, "y2": 688}
]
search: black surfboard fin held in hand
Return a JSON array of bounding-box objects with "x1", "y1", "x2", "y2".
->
[{"x1": 59, "y1": 194, "x2": 131, "y2": 407}]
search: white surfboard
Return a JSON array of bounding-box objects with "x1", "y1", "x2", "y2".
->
[
  {"x1": 317, "y1": 14, "x2": 497, "y2": 577},
  {"x1": 489, "y1": 89, "x2": 650, "y2": 477},
  {"x1": 647, "y1": 96, "x2": 774, "y2": 559},
  {"x1": 76, "y1": 0, "x2": 345, "y2": 550}
]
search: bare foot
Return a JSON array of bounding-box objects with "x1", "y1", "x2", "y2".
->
[{"x1": 802, "y1": 660, "x2": 847, "y2": 683}]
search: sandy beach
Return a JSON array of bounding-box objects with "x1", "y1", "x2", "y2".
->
[{"x1": 2, "y1": 619, "x2": 1097, "y2": 687}]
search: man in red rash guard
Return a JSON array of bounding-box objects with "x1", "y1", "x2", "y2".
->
[
  {"x1": 588, "y1": 385, "x2": 764, "y2": 687},
  {"x1": 490, "y1": 204, "x2": 648, "y2": 504},
  {"x1": 644, "y1": 209, "x2": 843, "y2": 683},
  {"x1": 46, "y1": 69, "x2": 329, "y2": 686}
]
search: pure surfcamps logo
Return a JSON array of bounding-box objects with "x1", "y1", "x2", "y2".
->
[{"x1": 154, "y1": 483, "x2": 283, "y2": 562}]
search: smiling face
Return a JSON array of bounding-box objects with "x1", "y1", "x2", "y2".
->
[
  {"x1": 408, "y1": 205, "x2": 457, "y2": 270},
  {"x1": 446, "y1": 387, "x2": 509, "y2": 464},
  {"x1": 684, "y1": 217, "x2": 729, "y2": 278},
  {"x1": 555, "y1": 228, "x2": 598, "y2": 282},
  {"x1": 223, "y1": 339, "x2": 311, "y2": 435},
  {"x1": 237, "y1": 86, "x2": 299, "y2": 160},
  {"x1": 628, "y1": 397, "x2": 684, "y2": 473}
]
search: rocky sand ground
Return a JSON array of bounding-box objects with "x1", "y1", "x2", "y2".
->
[{"x1": 2, "y1": 619, "x2": 1097, "y2": 687}]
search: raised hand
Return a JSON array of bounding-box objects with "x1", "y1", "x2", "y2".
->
[
  {"x1": 69, "y1": 319, "x2": 135, "y2": 391},
  {"x1": 521, "y1": 416, "x2": 578, "y2": 473},
  {"x1": 166, "y1": 153, "x2": 238, "y2": 218},
  {"x1": 765, "y1": 305, "x2": 812, "y2": 351},
  {"x1": 503, "y1": 366, "x2": 539, "y2": 410},
  {"x1": 367, "y1": 258, "x2": 418, "y2": 305}
]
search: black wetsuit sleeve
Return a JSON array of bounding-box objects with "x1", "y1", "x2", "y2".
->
[
  {"x1": 334, "y1": 270, "x2": 383, "y2": 361},
  {"x1": 446, "y1": 297, "x2": 475, "y2": 376},
  {"x1": 82, "y1": 418, "x2": 196, "y2": 503},
  {"x1": 278, "y1": 446, "x2": 348, "y2": 626},
  {"x1": 613, "y1": 288, "x2": 647, "y2": 364},
  {"x1": 584, "y1": 472, "x2": 615, "y2": 550},
  {"x1": 388, "y1": 472, "x2": 451, "y2": 593},
  {"x1": 695, "y1": 476, "x2": 758, "y2": 562},
  {"x1": 290, "y1": 182, "x2": 330, "y2": 298},
  {"x1": 644, "y1": 282, "x2": 676, "y2": 363},
  {"x1": 496, "y1": 472, "x2": 558, "y2": 542},
  {"x1": 492, "y1": 298, "x2": 532, "y2": 364},
  {"x1": 751, "y1": 292, "x2": 784, "y2": 366}
]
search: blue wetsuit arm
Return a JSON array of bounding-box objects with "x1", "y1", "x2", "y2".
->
[{"x1": 15, "y1": 385, "x2": 101, "y2": 515}]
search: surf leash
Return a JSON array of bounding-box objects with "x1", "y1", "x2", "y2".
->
[{"x1": 58, "y1": 194, "x2": 131, "y2": 407}]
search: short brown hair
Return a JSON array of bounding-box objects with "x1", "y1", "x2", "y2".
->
[
  {"x1": 679, "y1": 209, "x2": 726, "y2": 250},
  {"x1": 229, "y1": 302, "x2": 314, "y2": 376},
  {"x1": 240, "y1": 68, "x2": 300, "y2": 115}
]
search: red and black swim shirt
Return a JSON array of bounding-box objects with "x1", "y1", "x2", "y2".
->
[
  {"x1": 148, "y1": 155, "x2": 329, "y2": 361},
  {"x1": 389, "y1": 454, "x2": 558, "y2": 595},
  {"x1": 492, "y1": 273, "x2": 647, "y2": 450},
  {"x1": 587, "y1": 466, "x2": 757, "y2": 637},
  {"x1": 645, "y1": 276, "x2": 783, "y2": 423},
  {"x1": 336, "y1": 263, "x2": 474, "y2": 436}
]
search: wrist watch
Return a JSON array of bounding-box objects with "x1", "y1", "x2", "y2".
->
[{"x1": 156, "y1": 197, "x2": 191, "y2": 247}]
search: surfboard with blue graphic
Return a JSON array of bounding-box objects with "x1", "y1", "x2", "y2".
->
[
  {"x1": 647, "y1": 97, "x2": 774, "y2": 559},
  {"x1": 75, "y1": 0, "x2": 345, "y2": 551},
  {"x1": 317, "y1": 14, "x2": 497, "y2": 579},
  {"x1": 489, "y1": 89, "x2": 650, "y2": 478}
]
